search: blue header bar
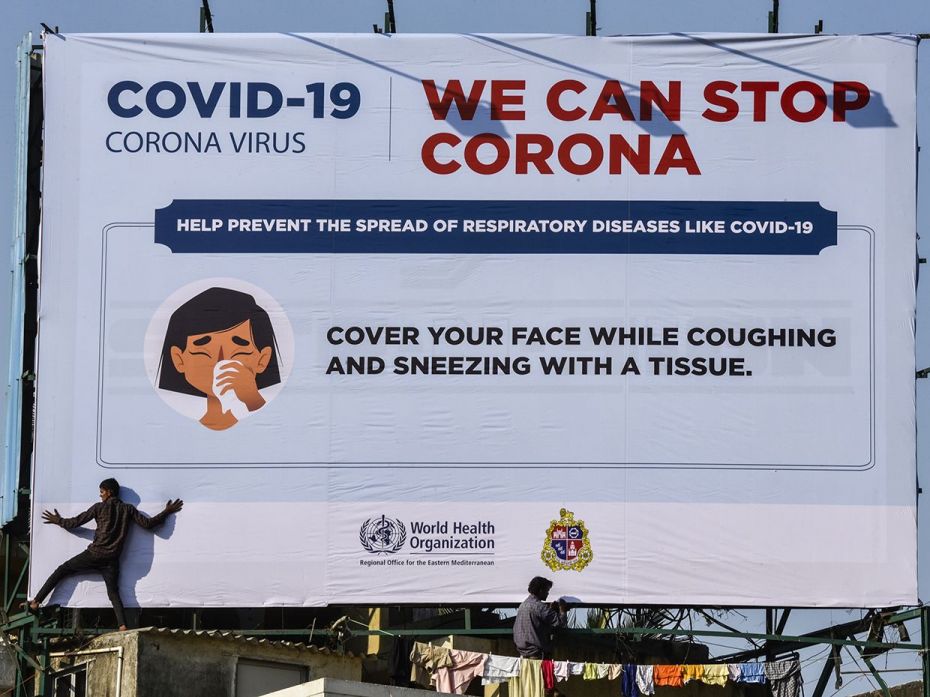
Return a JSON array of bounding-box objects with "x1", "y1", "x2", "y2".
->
[{"x1": 154, "y1": 200, "x2": 837, "y2": 255}]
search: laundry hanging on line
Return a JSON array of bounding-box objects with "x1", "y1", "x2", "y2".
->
[{"x1": 408, "y1": 641, "x2": 799, "y2": 697}]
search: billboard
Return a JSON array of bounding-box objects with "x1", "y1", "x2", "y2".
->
[{"x1": 31, "y1": 33, "x2": 917, "y2": 608}]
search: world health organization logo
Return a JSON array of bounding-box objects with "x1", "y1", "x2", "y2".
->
[
  {"x1": 541, "y1": 508, "x2": 593, "y2": 572},
  {"x1": 359, "y1": 515, "x2": 407, "y2": 554}
]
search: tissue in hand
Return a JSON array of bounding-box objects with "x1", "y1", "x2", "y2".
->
[{"x1": 213, "y1": 360, "x2": 249, "y2": 419}]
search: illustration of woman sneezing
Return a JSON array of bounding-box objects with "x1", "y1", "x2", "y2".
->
[{"x1": 156, "y1": 287, "x2": 282, "y2": 431}]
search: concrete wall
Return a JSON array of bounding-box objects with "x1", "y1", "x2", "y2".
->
[
  {"x1": 0, "y1": 644, "x2": 18, "y2": 692},
  {"x1": 48, "y1": 631, "x2": 137, "y2": 697},
  {"x1": 47, "y1": 629, "x2": 361, "y2": 697}
]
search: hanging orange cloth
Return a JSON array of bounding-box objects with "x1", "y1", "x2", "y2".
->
[{"x1": 653, "y1": 665, "x2": 684, "y2": 688}]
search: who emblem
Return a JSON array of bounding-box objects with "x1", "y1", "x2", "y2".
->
[
  {"x1": 541, "y1": 508, "x2": 593, "y2": 572},
  {"x1": 359, "y1": 515, "x2": 407, "y2": 554}
]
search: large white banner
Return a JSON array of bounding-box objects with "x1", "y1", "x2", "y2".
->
[{"x1": 32, "y1": 33, "x2": 917, "y2": 608}]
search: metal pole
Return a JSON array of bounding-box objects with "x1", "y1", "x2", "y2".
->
[
  {"x1": 35, "y1": 637, "x2": 47, "y2": 697},
  {"x1": 765, "y1": 609, "x2": 775, "y2": 659},
  {"x1": 386, "y1": 0, "x2": 396, "y2": 33},
  {"x1": 4, "y1": 534, "x2": 9, "y2": 615},
  {"x1": 15, "y1": 627, "x2": 23, "y2": 697},
  {"x1": 587, "y1": 0, "x2": 597, "y2": 36},
  {"x1": 921, "y1": 606, "x2": 930, "y2": 697},
  {"x1": 811, "y1": 649, "x2": 838, "y2": 697},
  {"x1": 200, "y1": 0, "x2": 214, "y2": 33},
  {"x1": 768, "y1": 0, "x2": 779, "y2": 33}
]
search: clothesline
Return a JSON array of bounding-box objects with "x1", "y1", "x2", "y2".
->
[{"x1": 408, "y1": 641, "x2": 802, "y2": 697}]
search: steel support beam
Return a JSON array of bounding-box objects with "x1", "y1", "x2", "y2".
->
[
  {"x1": 718, "y1": 615, "x2": 880, "y2": 662},
  {"x1": 775, "y1": 609, "x2": 791, "y2": 635},
  {"x1": 860, "y1": 653, "x2": 892, "y2": 697},
  {"x1": 5, "y1": 554, "x2": 29, "y2": 615},
  {"x1": 27, "y1": 618, "x2": 918, "y2": 654},
  {"x1": 921, "y1": 607, "x2": 930, "y2": 697},
  {"x1": 888, "y1": 607, "x2": 924, "y2": 624},
  {"x1": 811, "y1": 648, "x2": 840, "y2": 697}
]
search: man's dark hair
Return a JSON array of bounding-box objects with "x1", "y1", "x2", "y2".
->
[
  {"x1": 527, "y1": 576, "x2": 553, "y2": 599},
  {"x1": 99, "y1": 478, "x2": 120, "y2": 496},
  {"x1": 157, "y1": 287, "x2": 282, "y2": 397}
]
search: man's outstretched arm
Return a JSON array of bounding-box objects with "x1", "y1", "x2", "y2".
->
[
  {"x1": 42, "y1": 504, "x2": 98, "y2": 530},
  {"x1": 131, "y1": 499, "x2": 184, "y2": 530},
  {"x1": 535, "y1": 598, "x2": 568, "y2": 629}
]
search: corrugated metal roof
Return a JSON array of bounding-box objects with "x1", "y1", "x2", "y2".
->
[{"x1": 122, "y1": 627, "x2": 359, "y2": 657}]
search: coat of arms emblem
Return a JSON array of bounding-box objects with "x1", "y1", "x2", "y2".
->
[
  {"x1": 359, "y1": 515, "x2": 407, "y2": 554},
  {"x1": 541, "y1": 508, "x2": 592, "y2": 571}
]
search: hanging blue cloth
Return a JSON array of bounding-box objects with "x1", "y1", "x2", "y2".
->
[
  {"x1": 621, "y1": 664, "x2": 640, "y2": 697},
  {"x1": 737, "y1": 663, "x2": 767, "y2": 684}
]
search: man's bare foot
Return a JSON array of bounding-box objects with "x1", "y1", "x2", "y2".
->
[{"x1": 118, "y1": 625, "x2": 128, "y2": 631}]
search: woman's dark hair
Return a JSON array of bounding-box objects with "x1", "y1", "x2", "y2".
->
[
  {"x1": 527, "y1": 576, "x2": 553, "y2": 598},
  {"x1": 157, "y1": 287, "x2": 282, "y2": 397},
  {"x1": 99, "y1": 478, "x2": 120, "y2": 496}
]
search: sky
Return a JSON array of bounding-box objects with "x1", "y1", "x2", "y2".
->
[{"x1": 1, "y1": 1, "x2": 930, "y2": 695}]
